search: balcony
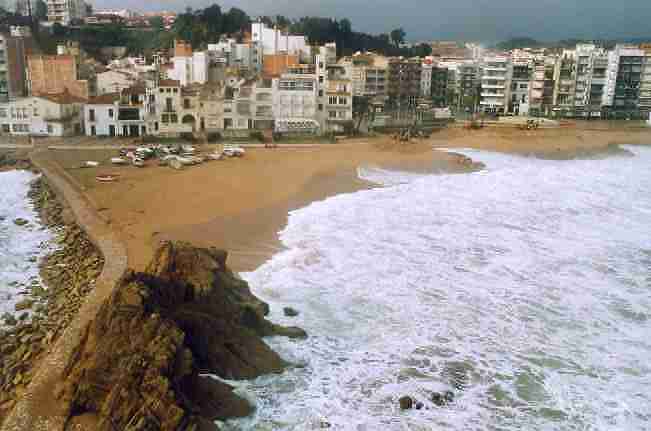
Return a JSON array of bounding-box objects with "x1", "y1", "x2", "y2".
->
[
  {"x1": 481, "y1": 75, "x2": 505, "y2": 81},
  {"x1": 481, "y1": 93, "x2": 505, "y2": 98},
  {"x1": 482, "y1": 84, "x2": 505, "y2": 89}
]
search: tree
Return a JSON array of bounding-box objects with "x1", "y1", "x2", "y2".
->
[
  {"x1": 390, "y1": 28, "x2": 405, "y2": 47},
  {"x1": 148, "y1": 16, "x2": 164, "y2": 30},
  {"x1": 222, "y1": 7, "x2": 249, "y2": 35},
  {"x1": 34, "y1": 0, "x2": 47, "y2": 22},
  {"x1": 201, "y1": 4, "x2": 222, "y2": 41},
  {"x1": 352, "y1": 96, "x2": 370, "y2": 133}
]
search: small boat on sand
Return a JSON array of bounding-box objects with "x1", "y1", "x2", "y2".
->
[
  {"x1": 84, "y1": 161, "x2": 99, "y2": 168},
  {"x1": 96, "y1": 175, "x2": 118, "y2": 183}
]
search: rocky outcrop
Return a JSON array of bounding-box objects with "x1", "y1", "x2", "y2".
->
[{"x1": 59, "y1": 241, "x2": 305, "y2": 430}]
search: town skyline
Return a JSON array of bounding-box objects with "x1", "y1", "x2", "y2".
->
[{"x1": 84, "y1": 0, "x2": 651, "y2": 42}]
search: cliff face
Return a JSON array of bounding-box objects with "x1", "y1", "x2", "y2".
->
[{"x1": 60, "y1": 241, "x2": 305, "y2": 430}]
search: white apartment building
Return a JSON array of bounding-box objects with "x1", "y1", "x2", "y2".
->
[
  {"x1": 421, "y1": 61, "x2": 433, "y2": 97},
  {"x1": 168, "y1": 52, "x2": 209, "y2": 87},
  {"x1": 480, "y1": 56, "x2": 510, "y2": 113},
  {"x1": 251, "y1": 22, "x2": 308, "y2": 56},
  {"x1": 47, "y1": 0, "x2": 87, "y2": 26}
]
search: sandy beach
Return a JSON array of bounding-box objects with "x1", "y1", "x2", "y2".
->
[{"x1": 44, "y1": 125, "x2": 651, "y2": 273}]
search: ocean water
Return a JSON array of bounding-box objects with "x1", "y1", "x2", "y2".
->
[
  {"x1": 229, "y1": 145, "x2": 651, "y2": 431},
  {"x1": 0, "y1": 171, "x2": 54, "y2": 318}
]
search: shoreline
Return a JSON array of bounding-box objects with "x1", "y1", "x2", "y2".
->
[
  {"x1": 0, "y1": 175, "x2": 104, "y2": 419},
  {"x1": 1, "y1": 150, "x2": 129, "y2": 430}
]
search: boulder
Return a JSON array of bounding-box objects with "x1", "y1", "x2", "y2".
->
[
  {"x1": 13, "y1": 218, "x2": 29, "y2": 227},
  {"x1": 399, "y1": 396, "x2": 415, "y2": 410},
  {"x1": 2, "y1": 312, "x2": 17, "y2": 326},
  {"x1": 14, "y1": 299, "x2": 34, "y2": 311},
  {"x1": 283, "y1": 307, "x2": 300, "y2": 317},
  {"x1": 431, "y1": 390, "x2": 455, "y2": 407}
]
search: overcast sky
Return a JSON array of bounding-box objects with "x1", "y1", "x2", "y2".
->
[{"x1": 94, "y1": 0, "x2": 651, "y2": 42}]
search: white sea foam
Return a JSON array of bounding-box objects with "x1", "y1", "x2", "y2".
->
[
  {"x1": 0, "y1": 171, "x2": 54, "y2": 318},
  {"x1": 230, "y1": 145, "x2": 651, "y2": 430}
]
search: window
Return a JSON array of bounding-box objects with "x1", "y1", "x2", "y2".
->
[
  {"x1": 319, "y1": 90, "x2": 323, "y2": 97},
  {"x1": 91, "y1": 125, "x2": 96, "y2": 136},
  {"x1": 159, "y1": 88, "x2": 164, "y2": 93},
  {"x1": 338, "y1": 111, "x2": 345, "y2": 118},
  {"x1": 319, "y1": 76, "x2": 324, "y2": 83},
  {"x1": 47, "y1": 125, "x2": 53, "y2": 134},
  {"x1": 329, "y1": 111, "x2": 337, "y2": 118},
  {"x1": 172, "y1": 88, "x2": 178, "y2": 93},
  {"x1": 89, "y1": 109, "x2": 95, "y2": 121},
  {"x1": 339, "y1": 97, "x2": 347, "y2": 105},
  {"x1": 318, "y1": 104, "x2": 323, "y2": 111},
  {"x1": 166, "y1": 88, "x2": 172, "y2": 93},
  {"x1": 33, "y1": 108, "x2": 39, "y2": 117},
  {"x1": 166, "y1": 98, "x2": 173, "y2": 112},
  {"x1": 170, "y1": 114, "x2": 178, "y2": 123},
  {"x1": 0, "y1": 108, "x2": 5, "y2": 118},
  {"x1": 184, "y1": 99, "x2": 191, "y2": 109},
  {"x1": 108, "y1": 109, "x2": 114, "y2": 118},
  {"x1": 154, "y1": 122, "x2": 159, "y2": 131},
  {"x1": 329, "y1": 96, "x2": 337, "y2": 105},
  {"x1": 162, "y1": 114, "x2": 169, "y2": 123},
  {"x1": 2, "y1": 124, "x2": 9, "y2": 133}
]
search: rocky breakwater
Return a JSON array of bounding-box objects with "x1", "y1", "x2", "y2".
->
[
  {"x1": 60, "y1": 240, "x2": 305, "y2": 430},
  {"x1": 0, "y1": 178, "x2": 104, "y2": 418}
]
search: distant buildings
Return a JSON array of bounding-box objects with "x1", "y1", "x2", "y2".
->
[
  {"x1": 0, "y1": 30, "x2": 29, "y2": 102},
  {"x1": 46, "y1": 0, "x2": 88, "y2": 26}
]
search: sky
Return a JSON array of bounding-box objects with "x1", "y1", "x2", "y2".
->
[{"x1": 92, "y1": 0, "x2": 651, "y2": 43}]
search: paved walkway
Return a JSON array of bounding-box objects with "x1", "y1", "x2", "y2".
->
[{"x1": 1, "y1": 150, "x2": 128, "y2": 431}]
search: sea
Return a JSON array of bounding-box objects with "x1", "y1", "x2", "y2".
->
[
  {"x1": 0, "y1": 170, "x2": 53, "y2": 318},
  {"x1": 226, "y1": 145, "x2": 651, "y2": 431}
]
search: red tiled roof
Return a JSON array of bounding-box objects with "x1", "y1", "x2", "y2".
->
[
  {"x1": 159, "y1": 79, "x2": 180, "y2": 87},
  {"x1": 87, "y1": 93, "x2": 120, "y2": 105},
  {"x1": 36, "y1": 92, "x2": 87, "y2": 105}
]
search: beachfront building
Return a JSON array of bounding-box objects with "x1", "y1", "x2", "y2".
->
[
  {"x1": 603, "y1": 45, "x2": 645, "y2": 118},
  {"x1": 272, "y1": 64, "x2": 319, "y2": 132},
  {"x1": 144, "y1": 79, "x2": 187, "y2": 137},
  {"x1": 321, "y1": 63, "x2": 353, "y2": 133},
  {"x1": 457, "y1": 62, "x2": 480, "y2": 112},
  {"x1": 0, "y1": 93, "x2": 85, "y2": 136},
  {"x1": 421, "y1": 59, "x2": 433, "y2": 97},
  {"x1": 338, "y1": 52, "x2": 388, "y2": 102},
  {"x1": 431, "y1": 63, "x2": 449, "y2": 106},
  {"x1": 480, "y1": 56, "x2": 510, "y2": 114},
  {"x1": 640, "y1": 44, "x2": 651, "y2": 117},
  {"x1": 387, "y1": 57, "x2": 422, "y2": 107},
  {"x1": 509, "y1": 61, "x2": 531, "y2": 116},
  {"x1": 552, "y1": 51, "x2": 576, "y2": 117},
  {"x1": 85, "y1": 85, "x2": 147, "y2": 137}
]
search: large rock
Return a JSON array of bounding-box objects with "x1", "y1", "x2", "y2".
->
[{"x1": 60, "y1": 241, "x2": 305, "y2": 430}]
